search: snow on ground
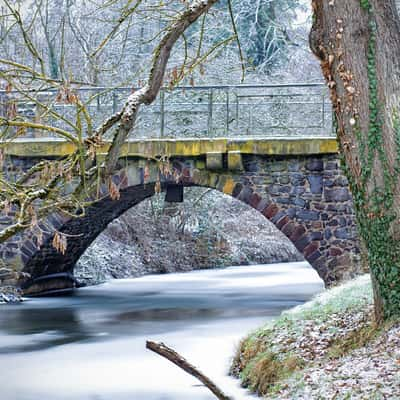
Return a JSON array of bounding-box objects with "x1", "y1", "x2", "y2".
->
[{"x1": 233, "y1": 274, "x2": 400, "y2": 400}]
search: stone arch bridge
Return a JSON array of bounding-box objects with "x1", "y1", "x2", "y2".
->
[{"x1": 1, "y1": 137, "x2": 362, "y2": 295}]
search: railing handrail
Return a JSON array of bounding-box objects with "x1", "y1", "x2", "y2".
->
[
  {"x1": 0, "y1": 82, "x2": 328, "y2": 95},
  {"x1": 0, "y1": 82, "x2": 333, "y2": 138}
]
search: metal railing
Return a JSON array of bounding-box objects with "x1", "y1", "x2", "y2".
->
[{"x1": 0, "y1": 83, "x2": 334, "y2": 139}]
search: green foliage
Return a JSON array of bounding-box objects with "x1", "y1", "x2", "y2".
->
[{"x1": 360, "y1": 0, "x2": 371, "y2": 11}]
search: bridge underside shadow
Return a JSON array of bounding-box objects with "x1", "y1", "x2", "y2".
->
[{"x1": 19, "y1": 152, "x2": 363, "y2": 295}]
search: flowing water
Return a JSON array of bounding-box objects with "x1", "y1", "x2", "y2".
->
[{"x1": 0, "y1": 261, "x2": 323, "y2": 400}]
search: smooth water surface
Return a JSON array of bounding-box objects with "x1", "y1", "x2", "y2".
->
[{"x1": 0, "y1": 262, "x2": 323, "y2": 400}]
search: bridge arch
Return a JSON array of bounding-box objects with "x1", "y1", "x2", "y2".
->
[{"x1": 18, "y1": 151, "x2": 362, "y2": 295}]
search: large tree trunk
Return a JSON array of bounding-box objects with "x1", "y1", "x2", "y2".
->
[{"x1": 310, "y1": 0, "x2": 400, "y2": 322}]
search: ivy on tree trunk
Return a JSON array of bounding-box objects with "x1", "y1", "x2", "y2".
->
[{"x1": 310, "y1": 0, "x2": 400, "y2": 322}]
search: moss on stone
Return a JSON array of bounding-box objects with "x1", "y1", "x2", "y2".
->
[{"x1": 3, "y1": 138, "x2": 339, "y2": 158}]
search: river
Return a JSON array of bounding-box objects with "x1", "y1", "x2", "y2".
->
[{"x1": 0, "y1": 261, "x2": 323, "y2": 400}]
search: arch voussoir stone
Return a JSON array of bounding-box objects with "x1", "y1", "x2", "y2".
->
[{"x1": 224, "y1": 184, "x2": 340, "y2": 284}]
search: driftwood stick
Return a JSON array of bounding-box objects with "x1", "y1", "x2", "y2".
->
[{"x1": 146, "y1": 340, "x2": 233, "y2": 400}]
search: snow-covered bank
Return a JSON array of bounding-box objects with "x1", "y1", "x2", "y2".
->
[
  {"x1": 75, "y1": 189, "x2": 302, "y2": 285},
  {"x1": 232, "y1": 275, "x2": 400, "y2": 399}
]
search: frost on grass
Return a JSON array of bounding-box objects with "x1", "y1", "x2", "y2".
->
[
  {"x1": 232, "y1": 274, "x2": 400, "y2": 399},
  {"x1": 284, "y1": 274, "x2": 373, "y2": 320}
]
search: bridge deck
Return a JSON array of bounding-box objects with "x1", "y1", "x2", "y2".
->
[{"x1": 3, "y1": 137, "x2": 338, "y2": 158}]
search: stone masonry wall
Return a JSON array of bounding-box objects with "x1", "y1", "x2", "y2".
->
[{"x1": 0, "y1": 151, "x2": 363, "y2": 293}]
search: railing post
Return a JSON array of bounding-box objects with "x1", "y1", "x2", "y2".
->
[
  {"x1": 226, "y1": 89, "x2": 230, "y2": 134},
  {"x1": 208, "y1": 89, "x2": 213, "y2": 136},
  {"x1": 112, "y1": 91, "x2": 117, "y2": 114},
  {"x1": 332, "y1": 110, "x2": 336, "y2": 136},
  {"x1": 235, "y1": 94, "x2": 239, "y2": 129},
  {"x1": 160, "y1": 88, "x2": 165, "y2": 138}
]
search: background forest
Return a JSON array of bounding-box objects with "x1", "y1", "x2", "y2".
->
[{"x1": 0, "y1": 0, "x2": 320, "y2": 88}]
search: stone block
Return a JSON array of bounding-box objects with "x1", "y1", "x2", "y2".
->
[
  {"x1": 263, "y1": 204, "x2": 279, "y2": 219},
  {"x1": 324, "y1": 179, "x2": 335, "y2": 188},
  {"x1": 297, "y1": 210, "x2": 320, "y2": 221},
  {"x1": 330, "y1": 247, "x2": 343, "y2": 256},
  {"x1": 232, "y1": 183, "x2": 243, "y2": 198},
  {"x1": 195, "y1": 159, "x2": 206, "y2": 169},
  {"x1": 227, "y1": 151, "x2": 244, "y2": 171},
  {"x1": 237, "y1": 187, "x2": 253, "y2": 204},
  {"x1": 338, "y1": 217, "x2": 347, "y2": 227},
  {"x1": 249, "y1": 193, "x2": 262, "y2": 209},
  {"x1": 290, "y1": 187, "x2": 305, "y2": 196},
  {"x1": 251, "y1": 176, "x2": 266, "y2": 185},
  {"x1": 290, "y1": 225, "x2": 306, "y2": 242},
  {"x1": 307, "y1": 249, "x2": 322, "y2": 262},
  {"x1": 306, "y1": 158, "x2": 324, "y2": 171},
  {"x1": 279, "y1": 175, "x2": 290, "y2": 184},
  {"x1": 304, "y1": 242, "x2": 319, "y2": 257},
  {"x1": 276, "y1": 216, "x2": 290, "y2": 229},
  {"x1": 307, "y1": 175, "x2": 323, "y2": 194},
  {"x1": 334, "y1": 176, "x2": 349, "y2": 186},
  {"x1": 294, "y1": 234, "x2": 312, "y2": 252},
  {"x1": 324, "y1": 170, "x2": 338, "y2": 177},
  {"x1": 290, "y1": 173, "x2": 306, "y2": 186},
  {"x1": 312, "y1": 221, "x2": 323, "y2": 229},
  {"x1": 269, "y1": 161, "x2": 287, "y2": 172},
  {"x1": 256, "y1": 198, "x2": 270, "y2": 213},
  {"x1": 246, "y1": 160, "x2": 259, "y2": 173},
  {"x1": 334, "y1": 227, "x2": 352, "y2": 240},
  {"x1": 271, "y1": 211, "x2": 286, "y2": 224},
  {"x1": 268, "y1": 185, "x2": 280, "y2": 195},
  {"x1": 288, "y1": 161, "x2": 300, "y2": 171},
  {"x1": 278, "y1": 186, "x2": 291, "y2": 194},
  {"x1": 277, "y1": 197, "x2": 290, "y2": 205},
  {"x1": 325, "y1": 161, "x2": 338, "y2": 170},
  {"x1": 314, "y1": 203, "x2": 325, "y2": 211},
  {"x1": 206, "y1": 152, "x2": 223, "y2": 170},
  {"x1": 282, "y1": 221, "x2": 296, "y2": 237},
  {"x1": 292, "y1": 197, "x2": 306, "y2": 207},
  {"x1": 222, "y1": 179, "x2": 236, "y2": 195},
  {"x1": 311, "y1": 232, "x2": 323, "y2": 240}
]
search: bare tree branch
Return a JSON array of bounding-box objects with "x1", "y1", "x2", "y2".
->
[
  {"x1": 103, "y1": 0, "x2": 219, "y2": 176},
  {"x1": 146, "y1": 341, "x2": 233, "y2": 400}
]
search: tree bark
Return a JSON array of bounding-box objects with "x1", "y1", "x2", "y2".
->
[{"x1": 310, "y1": 0, "x2": 400, "y2": 321}]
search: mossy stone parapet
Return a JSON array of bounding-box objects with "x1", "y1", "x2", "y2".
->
[{"x1": 3, "y1": 137, "x2": 338, "y2": 158}]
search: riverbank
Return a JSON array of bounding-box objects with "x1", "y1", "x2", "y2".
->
[
  {"x1": 0, "y1": 286, "x2": 22, "y2": 303},
  {"x1": 232, "y1": 274, "x2": 400, "y2": 399},
  {"x1": 75, "y1": 189, "x2": 302, "y2": 285}
]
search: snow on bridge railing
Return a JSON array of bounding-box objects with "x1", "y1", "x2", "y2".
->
[{"x1": 0, "y1": 83, "x2": 334, "y2": 139}]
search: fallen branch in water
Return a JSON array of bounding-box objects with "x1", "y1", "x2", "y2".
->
[{"x1": 146, "y1": 340, "x2": 233, "y2": 400}]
